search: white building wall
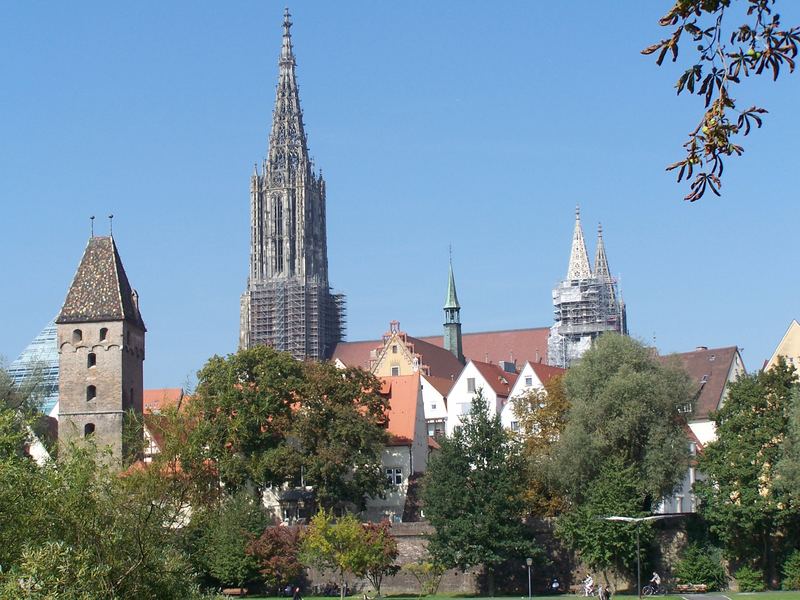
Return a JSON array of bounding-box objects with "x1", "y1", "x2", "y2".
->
[
  {"x1": 420, "y1": 374, "x2": 449, "y2": 437},
  {"x1": 446, "y1": 361, "x2": 499, "y2": 436},
  {"x1": 500, "y1": 362, "x2": 545, "y2": 431}
]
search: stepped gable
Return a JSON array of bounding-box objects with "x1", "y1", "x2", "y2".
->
[
  {"x1": 56, "y1": 236, "x2": 145, "y2": 329},
  {"x1": 333, "y1": 327, "x2": 550, "y2": 372}
]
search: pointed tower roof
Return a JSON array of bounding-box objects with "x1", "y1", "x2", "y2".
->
[
  {"x1": 56, "y1": 236, "x2": 145, "y2": 330},
  {"x1": 566, "y1": 206, "x2": 592, "y2": 280},
  {"x1": 594, "y1": 223, "x2": 611, "y2": 280},
  {"x1": 444, "y1": 259, "x2": 460, "y2": 310},
  {"x1": 267, "y1": 8, "x2": 308, "y2": 164}
]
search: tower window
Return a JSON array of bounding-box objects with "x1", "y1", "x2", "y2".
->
[
  {"x1": 87, "y1": 353, "x2": 96, "y2": 368},
  {"x1": 100, "y1": 327, "x2": 108, "y2": 341},
  {"x1": 72, "y1": 329, "x2": 82, "y2": 344},
  {"x1": 87, "y1": 385, "x2": 97, "y2": 402},
  {"x1": 84, "y1": 423, "x2": 95, "y2": 437}
]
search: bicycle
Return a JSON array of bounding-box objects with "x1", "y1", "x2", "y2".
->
[
  {"x1": 574, "y1": 585, "x2": 597, "y2": 597},
  {"x1": 642, "y1": 584, "x2": 665, "y2": 596}
]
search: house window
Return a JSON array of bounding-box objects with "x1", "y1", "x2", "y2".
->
[
  {"x1": 84, "y1": 423, "x2": 95, "y2": 437},
  {"x1": 87, "y1": 353, "x2": 96, "y2": 368},
  {"x1": 511, "y1": 421, "x2": 520, "y2": 432},
  {"x1": 391, "y1": 366, "x2": 400, "y2": 376},
  {"x1": 677, "y1": 402, "x2": 693, "y2": 414},
  {"x1": 427, "y1": 419, "x2": 446, "y2": 438},
  {"x1": 86, "y1": 385, "x2": 97, "y2": 402},
  {"x1": 525, "y1": 376, "x2": 533, "y2": 386},
  {"x1": 675, "y1": 496, "x2": 684, "y2": 513},
  {"x1": 386, "y1": 467, "x2": 403, "y2": 486},
  {"x1": 392, "y1": 345, "x2": 398, "y2": 354},
  {"x1": 467, "y1": 378, "x2": 476, "y2": 393},
  {"x1": 431, "y1": 403, "x2": 437, "y2": 410},
  {"x1": 72, "y1": 329, "x2": 82, "y2": 344},
  {"x1": 99, "y1": 327, "x2": 108, "y2": 341}
]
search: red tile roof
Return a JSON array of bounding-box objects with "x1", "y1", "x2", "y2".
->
[
  {"x1": 143, "y1": 388, "x2": 184, "y2": 413},
  {"x1": 419, "y1": 327, "x2": 549, "y2": 366},
  {"x1": 379, "y1": 374, "x2": 422, "y2": 446},
  {"x1": 529, "y1": 363, "x2": 565, "y2": 386},
  {"x1": 660, "y1": 346, "x2": 742, "y2": 420},
  {"x1": 471, "y1": 360, "x2": 518, "y2": 397},
  {"x1": 332, "y1": 327, "x2": 550, "y2": 375},
  {"x1": 423, "y1": 374, "x2": 456, "y2": 397},
  {"x1": 405, "y1": 336, "x2": 463, "y2": 380}
]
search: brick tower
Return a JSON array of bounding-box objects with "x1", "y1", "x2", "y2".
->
[{"x1": 56, "y1": 235, "x2": 145, "y2": 463}]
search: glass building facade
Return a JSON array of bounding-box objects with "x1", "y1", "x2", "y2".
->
[{"x1": 7, "y1": 319, "x2": 59, "y2": 415}]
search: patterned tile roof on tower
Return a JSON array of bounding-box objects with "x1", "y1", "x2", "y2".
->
[{"x1": 56, "y1": 236, "x2": 145, "y2": 329}]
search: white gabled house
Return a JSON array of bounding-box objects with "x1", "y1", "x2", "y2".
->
[
  {"x1": 420, "y1": 373, "x2": 453, "y2": 439},
  {"x1": 446, "y1": 360, "x2": 517, "y2": 435},
  {"x1": 499, "y1": 361, "x2": 565, "y2": 432}
]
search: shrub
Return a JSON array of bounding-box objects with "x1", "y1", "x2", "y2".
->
[
  {"x1": 782, "y1": 550, "x2": 800, "y2": 590},
  {"x1": 673, "y1": 544, "x2": 726, "y2": 591},
  {"x1": 735, "y1": 566, "x2": 765, "y2": 592}
]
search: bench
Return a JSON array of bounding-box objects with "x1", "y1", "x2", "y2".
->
[
  {"x1": 222, "y1": 589, "x2": 249, "y2": 597},
  {"x1": 674, "y1": 583, "x2": 708, "y2": 593}
]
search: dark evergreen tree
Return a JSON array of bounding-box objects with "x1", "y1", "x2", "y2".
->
[{"x1": 422, "y1": 392, "x2": 538, "y2": 595}]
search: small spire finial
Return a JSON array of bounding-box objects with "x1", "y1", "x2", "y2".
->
[
  {"x1": 90, "y1": 215, "x2": 95, "y2": 237},
  {"x1": 280, "y1": 7, "x2": 295, "y2": 65},
  {"x1": 108, "y1": 214, "x2": 114, "y2": 236},
  {"x1": 598, "y1": 222, "x2": 603, "y2": 236},
  {"x1": 576, "y1": 204, "x2": 581, "y2": 220}
]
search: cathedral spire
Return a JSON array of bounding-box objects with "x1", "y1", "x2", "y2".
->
[
  {"x1": 280, "y1": 8, "x2": 295, "y2": 66},
  {"x1": 594, "y1": 222, "x2": 611, "y2": 280},
  {"x1": 566, "y1": 206, "x2": 592, "y2": 280}
]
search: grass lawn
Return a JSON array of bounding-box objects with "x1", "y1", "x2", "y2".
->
[{"x1": 243, "y1": 594, "x2": 800, "y2": 600}]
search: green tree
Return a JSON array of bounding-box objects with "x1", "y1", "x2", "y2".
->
[
  {"x1": 422, "y1": 392, "x2": 538, "y2": 595},
  {"x1": 511, "y1": 373, "x2": 570, "y2": 516},
  {"x1": 246, "y1": 525, "x2": 304, "y2": 594},
  {"x1": 556, "y1": 457, "x2": 651, "y2": 581},
  {"x1": 645, "y1": 1, "x2": 799, "y2": 201},
  {"x1": 290, "y1": 362, "x2": 389, "y2": 510},
  {"x1": 550, "y1": 335, "x2": 691, "y2": 507},
  {"x1": 192, "y1": 491, "x2": 270, "y2": 590},
  {"x1": 357, "y1": 520, "x2": 400, "y2": 598},
  {"x1": 186, "y1": 345, "x2": 305, "y2": 493},
  {"x1": 695, "y1": 358, "x2": 800, "y2": 586},
  {"x1": 300, "y1": 510, "x2": 372, "y2": 600}
]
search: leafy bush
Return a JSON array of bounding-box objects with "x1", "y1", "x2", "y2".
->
[
  {"x1": 735, "y1": 566, "x2": 765, "y2": 592},
  {"x1": 782, "y1": 550, "x2": 800, "y2": 590},
  {"x1": 673, "y1": 544, "x2": 726, "y2": 591}
]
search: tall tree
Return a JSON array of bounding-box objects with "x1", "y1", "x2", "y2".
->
[
  {"x1": 695, "y1": 358, "x2": 800, "y2": 586},
  {"x1": 422, "y1": 392, "x2": 538, "y2": 595},
  {"x1": 290, "y1": 362, "x2": 388, "y2": 510},
  {"x1": 511, "y1": 374, "x2": 570, "y2": 516},
  {"x1": 645, "y1": 1, "x2": 799, "y2": 201},
  {"x1": 550, "y1": 334, "x2": 691, "y2": 508},
  {"x1": 187, "y1": 345, "x2": 305, "y2": 492},
  {"x1": 357, "y1": 521, "x2": 400, "y2": 598}
]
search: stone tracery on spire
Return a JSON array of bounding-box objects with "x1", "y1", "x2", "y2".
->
[{"x1": 566, "y1": 205, "x2": 592, "y2": 280}]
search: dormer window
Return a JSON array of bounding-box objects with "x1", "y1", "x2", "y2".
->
[{"x1": 72, "y1": 329, "x2": 82, "y2": 344}]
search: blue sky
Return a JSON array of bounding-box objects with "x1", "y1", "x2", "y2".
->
[{"x1": 2, "y1": 2, "x2": 799, "y2": 388}]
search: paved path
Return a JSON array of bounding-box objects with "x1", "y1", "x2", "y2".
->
[{"x1": 681, "y1": 593, "x2": 732, "y2": 600}]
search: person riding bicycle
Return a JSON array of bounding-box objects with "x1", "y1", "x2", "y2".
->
[
  {"x1": 649, "y1": 572, "x2": 661, "y2": 593},
  {"x1": 583, "y1": 575, "x2": 594, "y2": 597}
]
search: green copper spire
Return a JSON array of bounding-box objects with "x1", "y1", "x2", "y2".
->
[
  {"x1": 443, "y1": 253, "x2": 464, "y2": 363},
  {"x1": 444, "y1": 259, "x2": 460, "y2": 310}
]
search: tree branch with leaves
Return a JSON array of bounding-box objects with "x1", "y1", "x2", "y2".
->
[{"x1": 644, "y1": 0, "x2": 799, "y2": 201}]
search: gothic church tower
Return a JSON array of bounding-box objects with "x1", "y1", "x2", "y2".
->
[
  {"x1": 240, "y1": 9, "x2": 345, "y2": 360},
  {"x1": 56, "y1": 235, "x2": 145, "y2": 463},
  {"x1": 547, "y1": 208, "x2": 627, "y2": 368}
]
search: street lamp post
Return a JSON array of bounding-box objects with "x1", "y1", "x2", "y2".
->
[
  {"x1": 601, "y1": 515, "x2": 683, "y2": 598},
  {"x1": 526, "y1": 557, "x2": 533, "y2": 600}
]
